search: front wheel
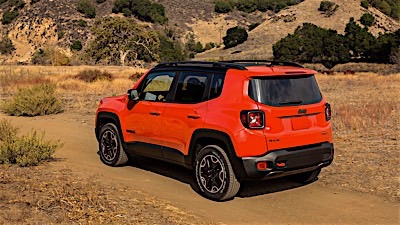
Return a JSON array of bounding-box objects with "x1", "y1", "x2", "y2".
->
[
  {"x1": 195, "y1": 145, "x2": 240, "y2": 201},
  {"x1": 98, "y1": 123, "x2": 128, "y2": 166}
]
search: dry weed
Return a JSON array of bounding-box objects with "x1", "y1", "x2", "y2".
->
[{"x1": 0, "y1": 164, "x2": 208, "y2": 224}]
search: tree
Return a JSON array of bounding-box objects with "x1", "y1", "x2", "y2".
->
[
  {"x1": 361, "y1": 0, "x2": 369, "y2": 9},
  {"x1": 1, "y1": 10, "x2": 19, "y2": 25},
  {"x1": 345, "y1": 18, "x2": 376, "y2": 59},
  {"x1": 360, "y1": 13, "x2": 375, "y2": 27},
  {"x1": 215, "y1": 0, "x2": 234, "y2": 13},
  {"x1": 71, "y1": 40, "x2": 83, "y2": 51},
  {"x1": 236, "y1": 0, "x2": 257, "y2": 13},
  {"x1": 223, "y1": 26, "x2": 248, "y2": 49},
  {"x1": 87, "y1": 17, "x2": 160, "y2": 66},
  {"x1": 318, "y1": 1, "x2": 335, "y2": 11},
  {"x1": 112, "y1": 0, "x2": 167, "y2": 24},
  {"x1": 273, "y1": 23, "x2": 350, "y2": 69},
  {"x1": 158, "y1": 35, "x2": 186, "y2": 62},
  {"x1": 77, "y1": 0, "x2": 96, "y2": 19},
  {"x1": 0, "y1": 37, "x2": 15, "y2": 55}
]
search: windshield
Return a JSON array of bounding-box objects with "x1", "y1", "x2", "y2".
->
[{"x1": 249, "y1": 75, "x2": 322, "y2": 106}]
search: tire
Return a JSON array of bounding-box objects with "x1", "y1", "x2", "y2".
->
[
  {"x1": 98, "y1": 123, "x2": 128, "y2": 166},
  {"x1": 290, "y1": 168, "x2": 321, "y2": 184},
  {"x1": 195, "y1": 145, "x2": 240, "y2": 201}
]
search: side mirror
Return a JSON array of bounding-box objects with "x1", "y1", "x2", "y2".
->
[{"x1": 127, "y1": 89, "x2": 139, "y2": 101}]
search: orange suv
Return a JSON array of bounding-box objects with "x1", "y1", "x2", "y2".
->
[{"x1": 95, "y1": 60, "x2": 334, "y2": 201}]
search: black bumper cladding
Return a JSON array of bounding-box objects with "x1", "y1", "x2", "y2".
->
[{"x1": 242, "y1": 142, "x2": 334, "y2": 180}]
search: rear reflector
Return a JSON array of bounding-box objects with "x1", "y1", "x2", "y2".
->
[
  {"x1": 257, "y1": 161, "x2": 268, "y2": 171},
  {"x1": 276, "y1": 162, "x2": 286, "y2": 168}
]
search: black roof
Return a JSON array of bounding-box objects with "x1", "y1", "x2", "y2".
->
[{"x1": 155, "y1": 60, "x2": 304, "y2": 70}]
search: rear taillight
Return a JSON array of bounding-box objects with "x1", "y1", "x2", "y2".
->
[
  {"x1": 325, "y1": 103, "x2": 332, "y2": 121},
  {"x1": 240, "y1": 110, "x2": 265, "y2": 129}
]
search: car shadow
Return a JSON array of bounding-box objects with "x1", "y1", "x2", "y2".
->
[{"x1": 127, "y1": 156, "x2": 310, "y2": 199}]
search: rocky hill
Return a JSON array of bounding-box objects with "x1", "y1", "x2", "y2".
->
[{"x1": 0, "y1": 0, "x2": 399, "y2": 64}]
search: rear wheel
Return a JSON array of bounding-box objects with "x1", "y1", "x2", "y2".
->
[
  {"x1": 98, "y1": 123, "x2": 128, "y2": 166},
  {"x1": 290, "y1": 168, "x2": 321, "y2": 184},
  {"x1": 195, "y1": 145, "x2": 240, "y2": 201}
]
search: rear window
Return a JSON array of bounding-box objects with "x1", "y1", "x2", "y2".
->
[{"x1": 248, "y1": 75, "x2": 322, "y2": 106}]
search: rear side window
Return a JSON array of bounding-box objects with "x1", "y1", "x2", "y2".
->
[
  {"x1": 209, "y1": 73, "x2": 225, "y2": 100},
  {"x1": 174, "y1": 72, "x2": 209, "y2": 103},
  {"x1": 249, "y1": 75, "x2": 322, "y2": 106}
]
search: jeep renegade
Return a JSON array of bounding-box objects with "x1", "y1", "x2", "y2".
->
[{"x1": 95, "y1": 60, "x2": 334, "y2": 201}]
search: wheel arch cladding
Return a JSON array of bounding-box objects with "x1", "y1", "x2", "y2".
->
[
  {"x1": 96, "y1": 112, "x2": 124, "y2": 142},
  {"x1": 189, "y1": 129, "x2": 248, "y2": 180}
]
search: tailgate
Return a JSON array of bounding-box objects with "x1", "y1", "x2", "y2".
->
[
  {"x1": 249, "y1": 74, "x2": 332, "y2": 151},
  {"x1": 258, "y1": 102, "x2": 332, "y2": 151}
]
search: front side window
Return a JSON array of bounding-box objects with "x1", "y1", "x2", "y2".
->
[
  {"x1": 173, "y1": 72, "x2": 209, "y2": 103},
  {"x1": 139, "y1": 72, "x2": 176, "y2": 102},
  {"x1": 249, "y1": 75, "x2": 322, "y2": 106}
]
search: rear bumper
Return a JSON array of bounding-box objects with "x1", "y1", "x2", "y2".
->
[{"x1": 241, "y1": 142, "x2": 334, "y2": 180}]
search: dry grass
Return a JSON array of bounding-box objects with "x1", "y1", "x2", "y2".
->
[
  {"x1": 0, "y1": 66, "x2": 147, "y2": 115},
  {"x1": 0, "y1": 164, "x2": 207, "y2": 224},
  {"x1": 316, "y1": 72, "x2": 400, "y2": 201},
  {"x1": 1, "y1": 66, "x2": 399, "y2": 201}
]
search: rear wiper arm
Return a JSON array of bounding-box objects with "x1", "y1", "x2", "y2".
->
[{"x1": 278, "y1": 100, "x2": 303, "y2": 105}]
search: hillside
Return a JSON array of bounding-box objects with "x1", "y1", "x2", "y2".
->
[
  {"x1": 0, "y1": 0, "x2": 399, "y2": 64},
  {"x1": 196, "y1": 0, "x2": 400, "y2": 60}
]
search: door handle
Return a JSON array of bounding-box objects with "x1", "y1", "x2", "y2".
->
[
  {"x1": 149, "y1": 111, "x2": 161, "y2": 116},
  {"x1": 188, "y1": 114, "x2": 201, "y2": 119}
]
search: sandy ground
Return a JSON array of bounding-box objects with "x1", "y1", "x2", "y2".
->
[{"x1": 0, "y1": 112, "x2": 399, "y2": 225}]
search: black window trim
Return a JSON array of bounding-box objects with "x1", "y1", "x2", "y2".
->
[
  {"x1": 137, "y1": 71, "x2": 177, "y2": 102},
  {"x1": 136, "y1": 68, "x2": 226, "y2": 104},
  {"x1": 248, "y1": 74, "x2": 323, "y2": 107}
]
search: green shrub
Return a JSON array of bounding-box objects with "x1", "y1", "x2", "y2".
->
[
  {"x1": 0, "y1": 0, "x2": 7, "y2": 5},
  {"x1": 360, "y1": 13, "x2": 375, "y2": 27},
  {"x1": 223, "y1": 26, "x2": 248, "y2": 49},
  {"x1": 1, "y1": 10, "x2": 19, "y2": 25},
  {"x1": 10, "y1": 0, "x2": 25, "y2": 9},
  {"x1": 78, "y1": 19, "x2": 87, "y2": 27},
  {"x1": 70, "y1": 40, "x2": 83, "y2": 51},
  {"x1": 215, "y1": 0, "x2": 234, "y2": 13},
  {"x1": 159, "y1": 35, "x2": 186, "y2": 61},
  {"x1": 0, "y1": 119, "x2": 62, "y2": 167},
  {"x1": 318, "y1": 1, "x2": 335, "y2": 11},
  {"x1": 74, "y1": 69, "x2": 114, "y2": 83},
  {"x1": 112, "y1": 0, "x2": 167, "y2": 24},
  {"x1": 361, "y1": 0, "x2": 369, "y2": 9},
  {"x1": 96, "y1": 0, "x2": 106, "y2": 3},
  {"x1": 373, "y1": 0, "x2": 392, "y2": 16},
  {"x1": 57, "y1": 30, "x2": 65, "y2": 40},
  {"x1": 77, "y1": 0, "x2": 96, "y2": 18},
  {"x1": 236, "y1": 0, "x2": 257, "y2": 13},
  {"x1": 204, "y1": 42, "x2": 215, "y2": 51},
  {"x1": 32, "y1": 49, "x2": 50, "y2": 65},
  {"x1": 249, "y1": 22, "x2": 260, "y2": 31},
  {"x1": 1, "y1": 83, "x2": 63, "y2": 116},
  {"x1": 0, "y1": 37, "x2": 15, "y2": 55}
]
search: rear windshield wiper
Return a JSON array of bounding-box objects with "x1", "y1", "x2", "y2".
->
[{"x1": 278, "y1": 100, "x2": 303, "y2": 105}]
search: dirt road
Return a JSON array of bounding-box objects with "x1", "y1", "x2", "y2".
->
[{"x1": 1, "y1": 113, "x2": 399, "y2": 225}]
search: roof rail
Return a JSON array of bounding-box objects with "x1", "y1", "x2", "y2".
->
[
  {"x1": 219, "y1": 60, "x2": 304, "y2": 68},
  {"x1": 155, "y1": 61, "x2": 247, "y2": 70}
]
